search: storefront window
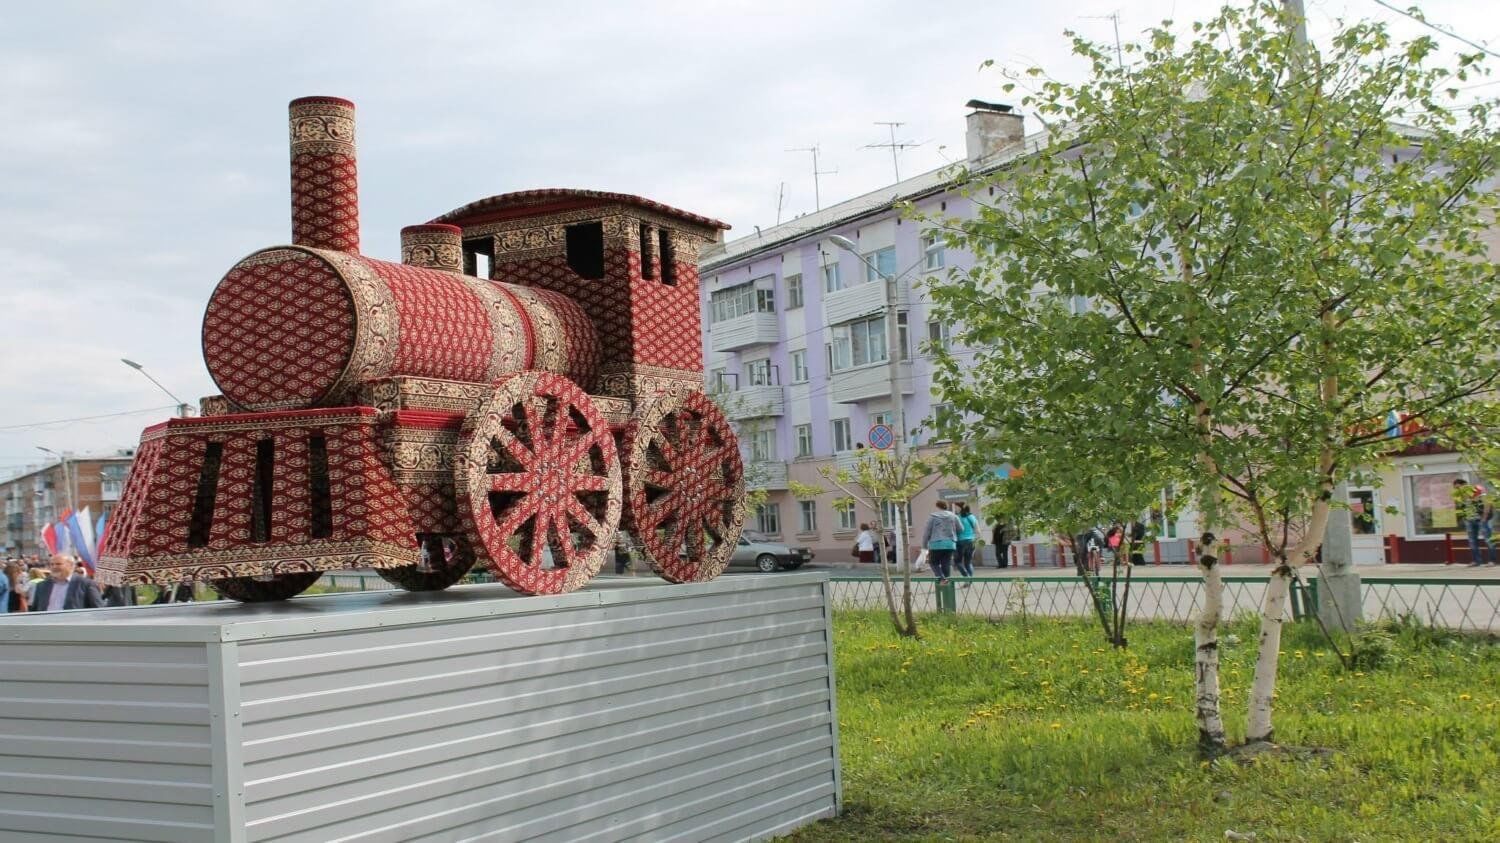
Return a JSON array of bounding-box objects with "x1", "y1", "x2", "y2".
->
[{"x1": 1404, "y1": 472, "x2": 1467, "y2": 537}]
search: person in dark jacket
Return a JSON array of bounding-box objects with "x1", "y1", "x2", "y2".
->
[
  {"x1": 30, "y1": 555, "x2": 104, "y2": 611},
  {"x1": 992, "y1": 523, "x2": 1012, "y2": 568}
]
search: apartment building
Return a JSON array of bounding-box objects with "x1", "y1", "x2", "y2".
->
[
  {"x1": 1, "y1": 450, "x2": 136, "y2": 558},
  {"x1": 698, "y1": 101, "x2": 1039, "y2": 559}
]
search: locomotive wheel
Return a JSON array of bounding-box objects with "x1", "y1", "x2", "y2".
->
[
  {"x1": 211, "y1": 571, "x2": 322, "y2": 603},
  {"x1": 621, "y1": 390, "x2": 747, "y2": 583},
  {"x1": 454, "y1": 371, "x2": 623, "y2": 595},
  {"x1": 374, "y1": 534, "x2": 477, "y2": 592}
]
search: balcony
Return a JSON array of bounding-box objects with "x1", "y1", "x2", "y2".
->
[
  {"x1": 718, "y1": 385, "x2": 785, "y2": 421},
  {"x1": 746, "y1": 460, "x2": 789, "y2": 491},
  {"x1": 101, "y1": 481, "x2": 122, "y2": 502},
  {"x1": 828, "y1": 361, "x2": 914, "y2": 404},
  {"x1": 833, "y1": 451, "x2": 864, "y2": 475},
  {"x1": 709, "y1": 312, "x2": 780, "y2": 352},
  {"x1": 823, "y1": 278, "x2": 908, "y2": 327}
]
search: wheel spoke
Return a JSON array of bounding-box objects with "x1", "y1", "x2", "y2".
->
[
  {"x1": 572, "y1": 474, "x2": 610, "y2": 491},
  {"x1": 488, "y1": 472, "x2": 532, "y2": 493},
  {"x1": 490, "y1": 497, "x2": 536, "y2": 538},
  {"x1": 685, "y1": 526, "x2": 705, "y2": 560},
  {"x1": 566, "y1": 496, "x2": 606, "y2": 538},
  {"x1": 645, "y1": 470, "x2": 675, "y2": 489},
  {"x1": 529, "y1": 509, "x2": 550, "y2": 567},
  {"x1": 553, "y1": 519, "x2": 578, "y2": 568}
]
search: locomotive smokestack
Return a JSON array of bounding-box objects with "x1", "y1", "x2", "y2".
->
[
  {"x1": 400, "y1": 224, "x2": 464, "y2": 273},
  {"x1": 288, "y1": 96, "x2": 359, "y2": 252}
]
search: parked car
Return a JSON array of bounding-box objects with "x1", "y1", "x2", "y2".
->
[{"x1": 728, "y1": 535, "x2": 814, "y2": 573}]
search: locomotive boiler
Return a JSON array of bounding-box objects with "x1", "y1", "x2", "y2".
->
[{"x1": 97, "y1": 96, "x2": 747, "y2": 601}]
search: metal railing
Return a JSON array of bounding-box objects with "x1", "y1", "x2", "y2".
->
[{"x1": 829, "y1": 575, "x2": 1500, "y2": 634}]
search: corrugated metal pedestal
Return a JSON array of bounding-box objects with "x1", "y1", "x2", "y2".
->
[{"x1": 0, "y1": 573, "x2": 841, "y2": 842}]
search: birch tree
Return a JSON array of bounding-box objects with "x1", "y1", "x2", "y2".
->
[{"x1": 926, "y1": 1, "x2": 1500, "y2": 749}]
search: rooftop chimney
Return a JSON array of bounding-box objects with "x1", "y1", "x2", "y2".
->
[
  {"x1": 289, "y1": 96, "x2": 359, "y2": 252},
  {"x1": 964, "y1": 99, "x2": 1024, "y2": 164}
]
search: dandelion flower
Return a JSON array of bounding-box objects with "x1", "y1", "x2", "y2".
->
[
  {"x1": 1459, "y1": 694, "x2": 1472, "y2": 701},
  {"x1": 1050, "y1": 722, "x2": 1062, "y2": 729}
]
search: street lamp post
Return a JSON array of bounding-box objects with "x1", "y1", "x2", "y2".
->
[
  {"x1": 35, "y1": 446, "x2": 75, "y2": 513},
  {"x1": 828, "y1": 234, "x2": 910, "y2": 571},
  {"x1": 121, "y1": 358, "x2": 193, "y2": 416}
]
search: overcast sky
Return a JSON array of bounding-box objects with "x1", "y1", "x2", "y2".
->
[{"x1": 1, "y1": 0, "x2": 1494, "y2": 475}]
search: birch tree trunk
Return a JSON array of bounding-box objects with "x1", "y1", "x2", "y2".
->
[
  {"x1": 1196, "y1": 552, "x2": 1227, "y2": 753},
  {"x1": 1245, "y1": 564, "x2": 1291, "y2": 743}
]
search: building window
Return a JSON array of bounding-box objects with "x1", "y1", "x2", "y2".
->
[
  {"x1": 922, "y1": 234, "x2": 945, "y2": 270},
  {"x1": 708, "y1": 367, "x2": 728, "y2": 393},
  {"x1": 791, "y1": 350, "x2": 809, "y2": 384},
  {"x1": 564, "y1": 223, "x2": 605, "y2": 280},
  {"x1": 882, "y1": 500, "x2": 913, "y2": 530},
  {"x1": 898, "y1": 311, "x2": 909, "y2": 361},
  {"x1": 748, "y1": 428, "x2": 777, "y2": 462},
  {"x1": 832, "y1": 418, "x2": 854, "y2": 452},
  {"x1": 799, "y1": 500, "x2": 818, "y2": 533},
  {"x1": 786, "y1": 274, "x2": 804, "y2": 309},
  {"x1": 927, "y1": 319, "x2": 951, "y2": 350},
  {"x1": 862, "y1": 246, "x2": 896, "y2": 282},
  {"x1": 1405, "y1": 472, "x2": 1469, "y2": 537},
  {"x1": 745, "y1": 358, "x2": 774, "y2": 387},
  {"x1": 658, "y1": 228, "x2": 677, "y2": 285},
  {"x1": 822, "y1": 262, "x2": 844, "y2": 293},
  {"x1": 639, "y1": 223, "x2": 656, "y2": 279},
  {"x1": 836, "y1": 500, "x2": 858, "y2": 531},
  {"x1": 755, "y1": 503, "x2": 781, "y2": 534},
  {"x1": 870, "y1": 411, "x2": 892, "y2": 428},
  {"x1": 710, "y1": 277, "x2": 775, "y2": 323},
  {"x1": 829, "y1": 316, "x2": 888, "y2": 372},
  {"x1": 795, "y1": 424, "x2": 813, "y2": 458}
]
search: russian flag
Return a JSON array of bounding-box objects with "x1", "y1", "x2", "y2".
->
[
  {"x1": 54, "y1": 509, "x2": 74, "y2": 556},
  {"x1": 40, "y1": 522, "x2": 58, "y2": 555},
  {"x1": 67, "y1": 508, "x2": 97, "y2": 574}
]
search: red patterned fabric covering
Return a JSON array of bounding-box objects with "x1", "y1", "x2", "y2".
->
[
  {"x1": 96, "y1": 408, "x2": 417, "y2": 586},
  {"x1": 432, "y1": 188, "x2": 728, "y2": 232},
  {"x1": 289, "y1": 97, "x2": 359, "y2": 252},
  {"x1": 202, "y1": 247, "x2": 597, "y2": 411},
  {"x1": 202, "y1": 249, "x2": 357, "y2": 410}
]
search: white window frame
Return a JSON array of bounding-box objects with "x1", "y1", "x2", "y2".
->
[
  {"x1": 836, "y1": 500, "x2": 858, "y2": 531},
  {"x1": 710, "y1": 277, "x2": 775, "y2": 323},
  {"x1": 922, "y1": 234, "x2": 945, "y2": 271},
  {"x1": 790, "y1": 349, "x2": 809, "y2": 384},
  {"x1": 798, "y1": 500, "x2": 817, "y2": 533},
  {"x1": 1401, "y1": 460, "x2": 1473, "y2": 539},
  {"x1": 795, "y1": 423, "x2": 813, "y2": 458},
  {"x1": 863, "y1": 246, "x2": 896, "y2": 283},
  {"x1": 755, "y1": 502, "x2": 781, "y2": 535},
  {"x1": 829, "y1": 316, "x2": 888, "y2": 372},
  {"x1": 748, "y1": 428, "x2": 777, "y2": 462},
  {"x1": 822, "y1": 262, "x2": 844, "y2": 293},
  {"x1": 786, "y1": 274, "x2": 804, "y2": 309},
  {"x1": 831, "y1": 418, "x2": 854, "y2": 452},
  {"x1": 927, "y1": 319, "x2": 951, "y2": 350},
  {"x1": 708, "y1": 367, "x2": 728, "y2": 393},
  {"x1": 745, "y1": 358, "x2": 774, "y2": 387}
]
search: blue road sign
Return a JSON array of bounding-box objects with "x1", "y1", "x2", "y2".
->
[{"x1": 869, "y1": 423, "x2": 894, "y2": 450}]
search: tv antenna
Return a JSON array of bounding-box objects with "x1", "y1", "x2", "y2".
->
[
  {"x1": 865, "y1": 121, "x2": 923, "y2": 182},
  {"x1": 1082, "y1": 11, "x2": 1125, "y2": 69},
  {"x1": 775, "y1": 181, "x2": 786, "y2": 225},
  {"x1": 787, "y1": 145, "x2": 837, "y2": 211}
]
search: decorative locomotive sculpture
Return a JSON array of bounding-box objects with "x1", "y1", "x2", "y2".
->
[{"x1": 97, "y1": 96, "x2": 747, "y2": 601}]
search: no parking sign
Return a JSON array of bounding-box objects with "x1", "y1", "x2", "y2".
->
[{"x1": 869, "y1": 423, "x2": 894, "y2": 450}]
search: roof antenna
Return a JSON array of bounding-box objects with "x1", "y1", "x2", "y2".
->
[
  {"x1": 775, "y1": 181, "x2": 786, "y2": 225},
  {"x1": 787, "y1": 144, "x2": 837, "y2": 211},
  {"x1": 1082, "y1": 11, "x2": 1125, "y2": 69},
  {"x1": 864, "y1": 121, "x2": 924, "y2": 182}
]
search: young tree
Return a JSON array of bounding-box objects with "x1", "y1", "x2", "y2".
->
[
  {"x1": 814, "y1": 449, "x2": 939, "y2": 638},
  {"x1": 926, "y1": 2, "x2": 1499, "y2": 749}
]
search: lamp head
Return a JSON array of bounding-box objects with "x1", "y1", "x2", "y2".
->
[{"x1": 828, "y1": 235, "x2": 858, "y2": 253}]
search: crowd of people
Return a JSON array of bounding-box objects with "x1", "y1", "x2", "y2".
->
[
  {"x1": 0, "y1": 553, "x2": 193, "y2": 613},
  {"x1": 850, "y1": 502, "x2": 1017, "y2": 586}
]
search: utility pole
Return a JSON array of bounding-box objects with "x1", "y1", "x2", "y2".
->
[
  {"x1": 864, "y1": 122, "x2": 922, "y2": 182},
  {"x1": 787, "y1": 145, "x2": 836, "y2": 211},
  {"x1": 830, "y1": 235, "x2": 909, "y2": 569}
]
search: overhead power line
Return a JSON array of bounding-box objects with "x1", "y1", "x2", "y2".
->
[
  {"x1": 1369, "y1": 0, "x2": 1500, "y2": 61},
  {"x1": 0, "y1": 405, "x2": 177, "y2": 433}
]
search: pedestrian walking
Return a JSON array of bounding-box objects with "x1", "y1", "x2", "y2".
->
[
  {"x1": 992, "y1": 522, "x2": 1012, "y2": 568},
  {"x1": 922, "y1": 501, "x2": 962, "y2": 585},
  {"x1": 855, "y1": 524, "x2": 878, "y2": 564},
  {"x1": 1454, "y1": 478, "x2": 1491, "y2": 566},
  {"x1": 955, "y1": 503, "x2": 978, "y2": 579}
]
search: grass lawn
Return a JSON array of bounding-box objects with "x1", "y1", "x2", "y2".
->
[{"x1": 787, "y1": 611, "x2": 1500, "y2": 842}]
